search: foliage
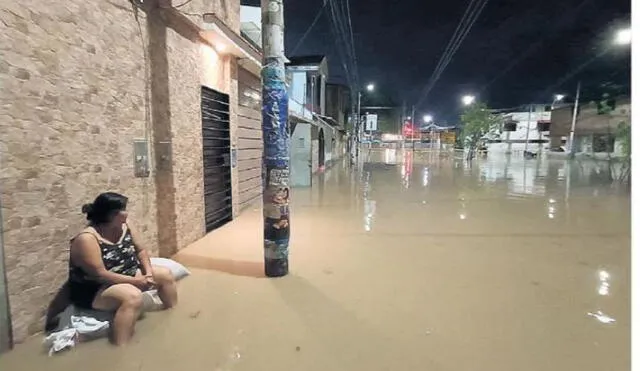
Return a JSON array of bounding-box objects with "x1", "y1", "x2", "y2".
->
[
  {"x1": 617, "y1": 121, "x2": 630, "y2": 158},
  {"x1": 460, "y1": 102, "x2": 502, "y2": 160},
  {"x1": 592, "y1": 92, "x2": 631, "y2": 183}
]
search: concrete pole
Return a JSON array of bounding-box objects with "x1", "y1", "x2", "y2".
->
[
  {"x1": 568, "y1": 81, "x2": 581, "y2": 158},
  {"x1": 524, "y1": 104, "x2": 533, "y2": 154},
  {"x1": 261, "y1": 0, "x2": 290, "y2": 277},
  {"x1": 411, "y1": 105, "x2": 416, "y2": 151},
  {"x1": 357, "y1": 91, "x2": 362, "y2": 150}
]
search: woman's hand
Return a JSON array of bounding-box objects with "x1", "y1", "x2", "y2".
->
[
  {"x1": 132, "y1": 274, "x2": 151, "y2": 290},
  {"x1": 145, "y1": 274, "x2": 156, "y2": 288}
]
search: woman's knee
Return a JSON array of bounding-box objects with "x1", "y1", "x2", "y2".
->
[
  {"x1": 152, "y1": 266, "x2": 175, "y2": 285},
  {"x1": 121, "y1": 288, "x2": 143, "y2": 309},
  {"x1": 93, "y1": 284, "x2": 144, "y2": 311}
]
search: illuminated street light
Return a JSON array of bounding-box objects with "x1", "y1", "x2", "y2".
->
[
  {"x1": 462, "y1": 95, "x2": 476, "y2": 106},
  {"x1": 423, "y1": 114, "x2": 433, "y2": 123},
  {"x1": 615, "y1": 28, "x2": 631, "y2": 45},
  {"x1": 366, "y1": 83, "x2": 375, "y2": 92},
  {"x1": 554, "y1": 94, "x2": 565, "y2": 102}
]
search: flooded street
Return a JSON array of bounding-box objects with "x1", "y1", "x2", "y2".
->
[{"x1": 0, "y1": 149, "x2": 630, "y2": 370}]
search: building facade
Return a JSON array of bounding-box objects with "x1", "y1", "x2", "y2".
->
[
  {"x1": 487, "y1": 105, "x2": 552, "y2": 154},
  {"x1": 549, "y1": 98, "x2": 631, "y2": 156},
  {"x1": 0, "y1": 0, "x2": 263, "y2": 346}
]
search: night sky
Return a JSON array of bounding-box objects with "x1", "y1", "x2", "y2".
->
[{"x1": 243, "y1": 0, "x2": 631, "y2": 123}]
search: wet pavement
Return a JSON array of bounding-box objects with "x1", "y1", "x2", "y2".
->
[{"x1": 0, "y1": 149, "x2": 630, "y2": 370}]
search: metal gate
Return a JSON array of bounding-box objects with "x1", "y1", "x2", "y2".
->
[{"x1": 201, "y1": 86, "x2": 233, "y2": 233}]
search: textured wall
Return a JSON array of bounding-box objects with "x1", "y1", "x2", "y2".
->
[
  {"x1": 177, "y1": 0, "x2": 240, "y2": 33},
  {"x1": 0, "y1": 0, "x2": 241, "y2": 343},
  {"x1": 0, "y1": 0, "x2": 158, "y2": 341}
]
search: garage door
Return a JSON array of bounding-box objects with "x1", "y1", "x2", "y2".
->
[{"x1": 237, "y1": 68, "x2": 263, "y2": 211}]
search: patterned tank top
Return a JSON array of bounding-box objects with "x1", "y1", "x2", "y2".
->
[{"x1": 69, "y1": 226, "x2": 140, "y2": 284}]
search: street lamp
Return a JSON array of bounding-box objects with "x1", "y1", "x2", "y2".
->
[
  {"x1": 462, "y1": 95, "x2": 476, "y2": 106},
  {"x1": 554, "y1": 94, "x2": 565, "y2": 102},
  {"x1": 615, "y1": 28, "x2": 631, "y2": 45},
  {"x1": 423, "y1": 114, "x2": 433, "y2": 123},
  {"x1": 356, "y1": 83, "x2": 376, "y2": 149}
]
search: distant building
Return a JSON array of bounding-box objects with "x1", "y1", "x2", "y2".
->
[
  {"x1": 549, "y1": 97, "x2": 630, "y2": 156},
  {"x1": 487, "y1": 105, "x2": 552, "y2": 154}
]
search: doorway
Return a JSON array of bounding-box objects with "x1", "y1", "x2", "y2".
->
[
  {"x1": 318, "y1": 128, "x2": 325, "y2": 168},
  {"x1": 0, "y1": 203, "x2": 11, "y2": 352},
  {"x1": 291, "y1": 122, "x2": 312, "y2": 187},
  {"x1": 201, "y1": 86, "x2": 233, "y2": 233}
]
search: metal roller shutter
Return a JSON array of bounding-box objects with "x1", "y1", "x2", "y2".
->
[
  {"x1": 201, "y1": 86, "x2": 233, "y2": 232},
  {"x1": 237, "y1": 68, "x2": 263, "y2": 210}
]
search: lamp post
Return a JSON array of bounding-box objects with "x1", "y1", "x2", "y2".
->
[
  {"x1": 357, "y1": 83, "x2": 375, "y2": 148},
  {"x1": 423, "y1": 114, "x2": 435, "y2": 150}
]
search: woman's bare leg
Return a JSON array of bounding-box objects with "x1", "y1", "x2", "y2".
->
[
  {"x1": 151, "y1": 266, "x2": 178, "y2": 309},
  {"x1": 92, "y1": 284, "x2": 143, "y2": 346}
]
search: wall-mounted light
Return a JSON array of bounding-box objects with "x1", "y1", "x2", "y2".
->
[{"x1": 215, "y1": 43, "x2": 226, "y2": 53}]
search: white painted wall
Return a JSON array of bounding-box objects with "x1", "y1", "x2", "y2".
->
[
  {"x1": 487, "y1": 111, "x2": 551, "y2": 154},
  {"x1": 291, "y1": 123, "x2": 312, "y2": 187}
]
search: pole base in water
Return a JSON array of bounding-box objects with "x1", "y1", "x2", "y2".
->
[{"x1": 265, "y1": 258, "x2": 289, "y2": 277}]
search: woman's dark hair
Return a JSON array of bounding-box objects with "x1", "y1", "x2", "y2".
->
[{"x1": 82, "y1": 192, "x2": 128, "y2": 224}]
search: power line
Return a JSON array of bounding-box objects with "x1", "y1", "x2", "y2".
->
[
  {"x1": 415, "y1": 0, "x2": 489, "y2": 108},
  {"x1": 326, "y1": 0, "x2": 359, "y2": 92},
  {"x1": 291, "y1": 2, "x2": 327, "y2": 55}
]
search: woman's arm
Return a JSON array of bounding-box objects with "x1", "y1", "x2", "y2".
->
[
  {"x1": 70, "y1": 234, "x2": 144, "y2": 287},
  {"x1": 128, "y1": 224, "x2": 153, "y2": 276}
]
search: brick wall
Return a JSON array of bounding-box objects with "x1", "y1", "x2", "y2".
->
[
  {"x1": 0, "y1": 0, "x2": 241, "y2": 343},
  {"x1": 0, "y1": 0, "x2": 158, "y2": 341}
]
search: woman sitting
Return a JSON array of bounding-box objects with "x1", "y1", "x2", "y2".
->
[{"x1": 68, "y1": 192, "x2": 178, "y2": 345}]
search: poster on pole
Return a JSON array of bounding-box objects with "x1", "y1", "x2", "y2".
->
[{"x1": 365, "y1": 114, "x2": 378, "y2": 132}]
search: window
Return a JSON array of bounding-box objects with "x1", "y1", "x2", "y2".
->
[
  {"x1": 537, "y1": 122, "x2": 551, "y2": 132},
  {"x1": 503, "y1": 122, "x2": 517, "y2": 132},
  {"x1": 592, "y1": 134, "x2": 615, "y2": 153}
]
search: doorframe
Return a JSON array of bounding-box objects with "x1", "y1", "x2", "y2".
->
[{"x1": 0, "y1": 199, "x2": 12, "y2": 352}]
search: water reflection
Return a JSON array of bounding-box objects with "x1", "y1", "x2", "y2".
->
[
  {"x1": 401, "y1": 150, "x2": 413, "y2": 189},
  {"x1": 587, "y1": 310, "x2": 616, "y2": 324},
  {"x1": 362, "y1": 171, "x2": 375, "y2": 232},
  {"x1": 384, "y1": 148, "x2": 397, "y2": 165},
  {"x1": 422, "y1": 167, "x2": 430, "y2": 187},
  {"x1": 598, "y1": 270, "x2": 610, "y2": 296}
]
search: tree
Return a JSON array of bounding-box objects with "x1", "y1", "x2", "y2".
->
[{"x1": 460, "y1": 102, "x2": 502, "y2": 160}]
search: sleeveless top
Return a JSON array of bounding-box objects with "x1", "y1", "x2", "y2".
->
[{"x1": 69, "y1": 225, "x2": 140, "y2": 285}]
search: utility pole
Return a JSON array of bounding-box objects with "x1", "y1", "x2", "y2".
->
[
  {"x1": 568, "y1": 81, "x2": 581, "y2": 159},
  {"x1": 261, "y1": 0, "x2": 290, "y2": 277},
  {"x1": 411, "y1": 105, "x2": 416, "y2": 151},
  {"x1": 357, "y1": 91, "x2": 362, "y2": 148},
  {"x1": 524, "y1": 104, "x2": 533, "y2": 155}
]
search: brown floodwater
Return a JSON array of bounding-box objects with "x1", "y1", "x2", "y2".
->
[{"x1": 0, "y1": 149, "x2": 630, "y2": 370}]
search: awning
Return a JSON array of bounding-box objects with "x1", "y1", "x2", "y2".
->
[
  {"x1": 159, "y1": 7, "x2": 263, "y2": 77},
  {"x1": 313, "y1": 114, "x2": 337, "y2": 132},
  {"x1": 314, "y1": 114, "x2": 341, "y2": 128}
]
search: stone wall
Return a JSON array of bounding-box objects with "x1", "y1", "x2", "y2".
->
[{"x1": 0, "y1": 0, "x2": 158, "y2": 341}]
